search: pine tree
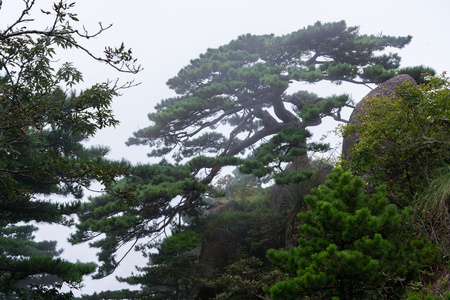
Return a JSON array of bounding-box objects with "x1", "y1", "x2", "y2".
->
[
  {"x1": 267, "y1": 167, "x2": 439, "y2": 299},
  {"x1": 71, "y1": 21, "x2": 432, "y2": 276},
  {"x1": 0, "y1": 1, "x2": 139, "y2": 297},
  {"x1": 0, "y1": 225, "x2": 96, "y2": 299},
  {"x1": 79, "y1": 229, "x2": 203, "y2": 300}
]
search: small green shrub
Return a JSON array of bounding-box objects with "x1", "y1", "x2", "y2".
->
[{"x1": 267, "y1": 167, "x2": 439, "y2": 299}]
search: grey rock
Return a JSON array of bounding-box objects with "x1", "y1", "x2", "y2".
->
[{"x1": 342, "y1": 74, "x2": 416, "y2": 162}]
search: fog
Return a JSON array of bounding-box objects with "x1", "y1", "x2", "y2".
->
[{"x1": 2, "y1": 0, "x2": 450, "y2": 296}]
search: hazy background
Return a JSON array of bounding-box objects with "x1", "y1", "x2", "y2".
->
[{"x1": 2, "y1": 0, "x2": 450, "y2": 295}]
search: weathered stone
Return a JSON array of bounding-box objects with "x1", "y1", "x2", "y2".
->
[{"x1": 341, "y1": 74, "x2": 416, "y2": 162}]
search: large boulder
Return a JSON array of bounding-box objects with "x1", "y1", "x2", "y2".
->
[{"x1": 342, "y1": 74, "x2": 416, "y2": 162}]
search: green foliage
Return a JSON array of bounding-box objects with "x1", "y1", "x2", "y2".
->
[
  {"x1": 239, "y1": 127, "x2": 315, "y2": 181},
  {"x1": 267, "y1": 167, "x2": 439, "y2": 299},
  {"x1": 100, "y1": 175, "x2": 286, "y2": 300},
  {"x1": 75, "y1": 20, "x2": 427, "y2": 282},
  {"x1": 89, "y1": 228, "x2": 204, "y2": 300},
  {"x1": 298, "y1": 94, "x2": 350, "y2": 122},
  {"x1": 415, "y1": 166, "x2": 450, "y2": 221},
  {"x1": 343, "y1": 74, "x2": 450, "y2": 204},
  {"x1": 278, "y1": 158, "x2": 335, "y2": 212},
  {"x1": 128, "y1": 21, "x2": 414, "y2": 176},
  {"x1": 204, "y1": 257, "x2": 281, "y2": 300},
  {"x1": 413, "y1": 166, "x2": 450, "y2": 264},
  {"x1": 192, "y1": 183, "x2": 286, "y2": 299},
  {"x1": 0, "y1": 225, "x2": 62, "y2": 259},
  {"x1": 0, "y1": 225, "x2": 96, "y2": 299},
  {"x1": 399, "y1": 65, "x2": 436, "y2": 84},
  {"x1": 215, "y1": 169, "x2": 261, "y2": 198},
  {"x1": 406, "y1": 291, "x2": 450, "y2": 300},
  {"x1": 19, "y1": 284, "x2": 76, "y2": 300},
  {"x1": 0, "y1": 1, "x2": 140, "y2": 298},
  {"x1": 78, "y1": 289, "x2": 144, "y2": 300},
  {"x1": 163, "y1": 229, "x2": 202, "y2": 252},
  {"x1": 213, "y1": 168, "x2": 269, "y2": 210},
  {"x1": 69, "y1": 162, "x2": 208, "y2": 279},
  {"x1": 203, "y1": 202, "x2": 287, "y2": 258}
]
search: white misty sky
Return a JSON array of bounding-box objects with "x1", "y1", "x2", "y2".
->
[{"x1": 2, "y1": 0, "x2": 450, "y2": 296}]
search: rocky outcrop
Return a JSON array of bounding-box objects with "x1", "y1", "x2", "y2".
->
[{"x1": 342, "y1": 74, "x2": 416, "y2": 162}]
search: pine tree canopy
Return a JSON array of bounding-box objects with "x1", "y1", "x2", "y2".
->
[
  {"x1": 71, "y1": 20, "x2": 432, "y2": 279},
  {"x1": 267, "y1": 168, "x2": 439, "y2": 299},
  {"x1": 126, "y1": 20, "x2": 420, "y2": 185},
  {"x1": 128, "y1": 21, "x2": 413, "y2": 174}
]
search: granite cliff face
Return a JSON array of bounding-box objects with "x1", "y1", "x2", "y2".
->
[{"x1": 341, "y1": 74, "x2": 416, "y2": 162}]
